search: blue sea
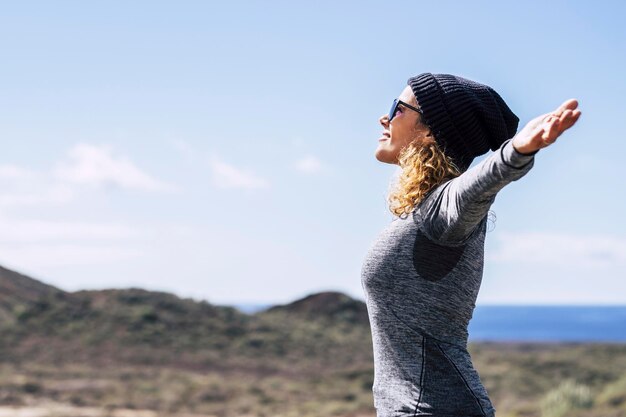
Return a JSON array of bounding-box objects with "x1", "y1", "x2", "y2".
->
[
  {"x1": 467, "y1": 305, "x2": 626, "y2": 342},
  {"x1": 234, "y1": 304, "x2": 626, "y2": 342}
]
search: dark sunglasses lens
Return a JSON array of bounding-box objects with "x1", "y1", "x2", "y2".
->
[{"x1": 389, "y1": 99, "x2": 399, "y2": 121}]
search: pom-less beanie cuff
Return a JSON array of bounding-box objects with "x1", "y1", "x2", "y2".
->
[{"x1": 409, "y1": 73, "x2": 458, "y2": 153}]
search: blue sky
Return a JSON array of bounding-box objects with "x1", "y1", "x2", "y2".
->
[{"x1": 0, "y1": 1, "x2": 624, "y2": 307}]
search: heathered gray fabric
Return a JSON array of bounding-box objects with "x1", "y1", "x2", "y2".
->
[{"x1": 361, "y1": 138, "x2": 536, "y2": 417}]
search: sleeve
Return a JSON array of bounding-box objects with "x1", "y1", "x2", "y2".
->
[{"x1": 414, "y1": 138, "x2": 538, "y2": 246}]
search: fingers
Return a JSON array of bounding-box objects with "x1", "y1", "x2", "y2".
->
[
  {"x1": 559, "y1": 109, "x2": 573, "y2": 122},
  {"x1": 542, "y1": 118, "x2": 560, "y2": 142},
  {"x1": 557, "y1": 108, "x2": 582, "y2": 133},
  {"x1": 556, "y1": 98, "x2": 579, "y2": 114},
  {"x1": 521, "y1": 99, "x2": 582, "y2": 149},
  {"x1": 545, "y1": 99, "x2": 581, "y2": 135},
  {"x1": 547, "y1": 99, "x2": 579, "y2": 120}
]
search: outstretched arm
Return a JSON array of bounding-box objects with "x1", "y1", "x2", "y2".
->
[{"x1": 415, "y1": 99, "x2": 582, "y2": 246}]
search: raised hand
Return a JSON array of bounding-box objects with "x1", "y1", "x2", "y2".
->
[{"x1": 511, "y1": 99, "x2": 582, "y2": 154}]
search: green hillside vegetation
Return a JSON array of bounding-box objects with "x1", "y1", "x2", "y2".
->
[{"x1": 0, "y1": 264, "x2": 625, "y2": 417}]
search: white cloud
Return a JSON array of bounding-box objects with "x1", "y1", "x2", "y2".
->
[
  {"x1": 0, "y1": 214, "x2": 146, "y2": 270},
  {"x1": 0, "y1": 164, "x2": 38, "y2": 180},
  {"x1": 0, "y1": 183, "x2": 74, "y2": 208},
  {"x1": 0, "y1": 162, "x2": 75, "y2": 209},
  {"x1": 488, "y1": 231, "x2": 626, "y2": 269},
  {"x1": 208, "y1": 155, "x2": 270, "y2": 189},
  {"x1": 0, "y1": 143, "x2": 177, "y2": 209},
  {"x1": 294, "y1": 155, "x2": 326, "y2": 174},
  {"x1": 0, "y1": 142, "x2": 180, "y2": 275},
  {"x1": 53, "y1": 143, "x2": 177, "y2": 192}
]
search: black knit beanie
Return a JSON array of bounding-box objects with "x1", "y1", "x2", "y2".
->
[{"x1": 407, "y1": 72, "x2": 519, "y2": 172}]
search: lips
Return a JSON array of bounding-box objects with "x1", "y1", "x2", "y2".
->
[{"x1": 379, "y1": 131, "x2": 390, "y2": 142}]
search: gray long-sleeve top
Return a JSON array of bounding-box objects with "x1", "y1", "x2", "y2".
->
[{"x1": 361, "y1": 138, "x2": 537, "y2": 417}]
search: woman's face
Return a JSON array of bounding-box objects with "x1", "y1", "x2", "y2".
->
[{"x1": 375, "y1": 85, "x2": 433, "y2": 164}]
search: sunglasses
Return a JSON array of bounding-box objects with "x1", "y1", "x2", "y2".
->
[{"x1": 388, "y1": 98, "x2": 423, "y2": 123}]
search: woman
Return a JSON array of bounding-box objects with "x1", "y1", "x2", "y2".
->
[{"x1": 360, "y1": 72, "x2": 581, "y2": 417}]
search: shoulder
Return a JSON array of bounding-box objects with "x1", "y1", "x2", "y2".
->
[{"x1": 412, "y1": 180, "x2": 452, "y2": 218}]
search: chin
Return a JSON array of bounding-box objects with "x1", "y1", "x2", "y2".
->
[{"x1": 374, "y1": 149, "x2": 394, "y2": 164}]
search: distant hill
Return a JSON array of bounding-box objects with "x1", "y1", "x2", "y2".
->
[
  {"x1": 264, "y1": 291, "x2": 368, "y2": 324},
  {"x1": 0, "y1": 263, "x2": 373, "y2": 373},
  {"x1": 0, "y1": 264, "x2": 64, "y2": 323}
]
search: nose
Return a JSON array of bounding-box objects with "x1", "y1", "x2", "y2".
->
[{"x1": 379, "y1": 114, "x2": 390, "y2": 127}]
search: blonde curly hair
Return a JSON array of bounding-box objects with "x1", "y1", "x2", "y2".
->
[{"x1": 387, "y1": 138, "x2": 463, "y2": 219}]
